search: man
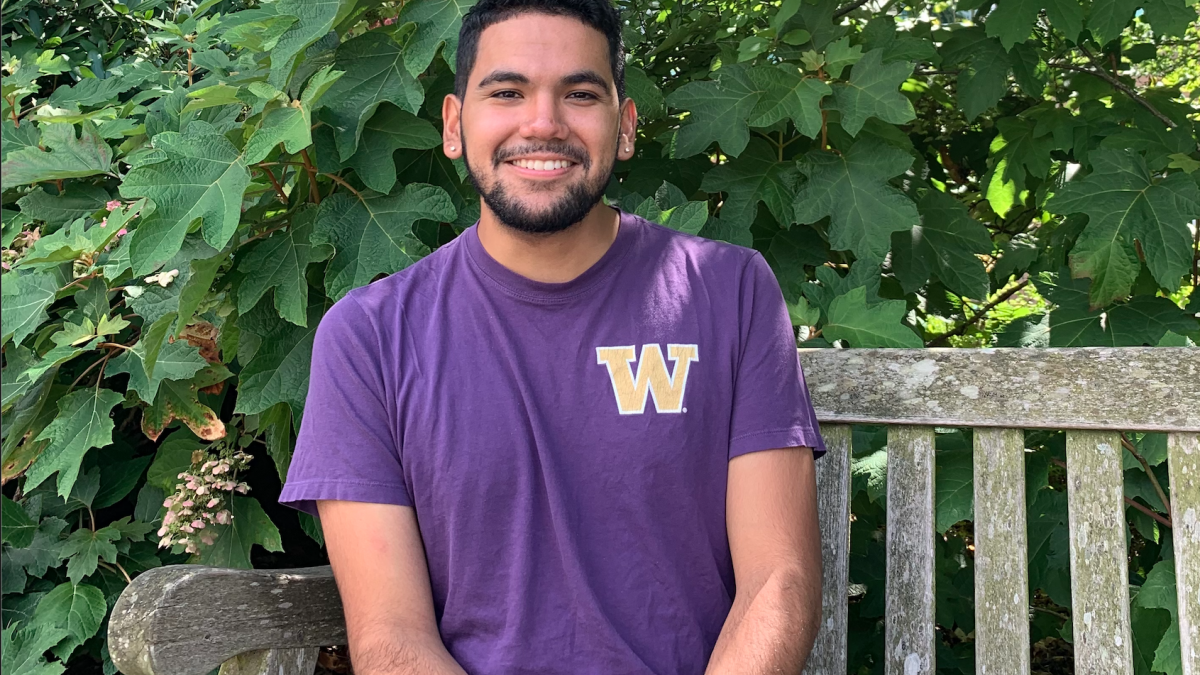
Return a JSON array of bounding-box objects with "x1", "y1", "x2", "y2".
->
[{"x1": 279, "y1": 1, "x2": 826, "y2": 673}]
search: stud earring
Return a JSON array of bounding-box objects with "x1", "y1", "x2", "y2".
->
[{"x1": 449, "y1": 145, "x2": 456, "y2": 151}]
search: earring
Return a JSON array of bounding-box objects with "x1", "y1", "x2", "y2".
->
[{"x1": 449, "y1": 145, "x2": 456, "y2": 151}]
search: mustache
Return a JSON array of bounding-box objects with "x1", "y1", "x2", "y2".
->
[{"x1": 493, "y1": 144, "x2": 590, "y2": 168}]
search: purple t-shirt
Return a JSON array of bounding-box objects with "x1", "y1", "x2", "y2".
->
[{"x1": 279, "y1": 208, "x2": 825, "y2": 675}]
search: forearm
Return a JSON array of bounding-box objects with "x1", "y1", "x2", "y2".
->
[
  {"x1": 350, "y1": 631, "x2": 470, "y2": 675},
  {"x1": 705, "y1": 566, "x2": 821, "y2": 675}
]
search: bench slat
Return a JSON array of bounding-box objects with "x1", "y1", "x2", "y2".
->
[
  {"x1": 108, "y1": 565, "x2": 344, "y2": 675},
  {"x1": 1169, "y1": 432, "x2": 1200, "y2": 675},
  {"x1": 803, "y1": 424, "x2": 851, "y2": 675},
  {"x1": 1065, "y1": 431, "x2": 1133, "y2": 673},
  {"x1": 972, "y1": 428, "x2": 1030, "y2": 675},
  {"x1": 799, "y1": 348, "x2": 1200, "y2": 431},
  {"x1": 885, "y1": 426, "x2": 936, "y2": 675}
]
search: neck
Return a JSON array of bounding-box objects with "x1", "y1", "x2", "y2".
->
[{"x1": 476, "y1": 202, "x2": 620, "y2": 284}]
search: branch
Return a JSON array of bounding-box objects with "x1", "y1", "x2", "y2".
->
[
  {"x1": 253, "y1": 165, "x2": 288, "y2": 204},
  {"x1": 833, "y1": 0, "x2": 872, "y2": 19},
  {"x1": 322, "y1": 172, "x2": 363, "y2": 201},
  {"x1": 1120, "y1": 433, "x2": 1172, "y2": 519},
  {"x1": 1052, "y1": 46, "x2": 1178, "y2": 129},
  {"x1": 300, "y1": 149, "x2": 321, "y2": 205},
  {"x1": 926, "y1": 274, "x2": 1031, "y2": 347}
]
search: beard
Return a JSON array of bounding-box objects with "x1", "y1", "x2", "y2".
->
[{"x1": 462, "y1": 131, "x2": 615, "y2": 235}]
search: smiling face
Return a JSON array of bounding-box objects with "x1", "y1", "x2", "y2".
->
[{"x1": 442, "y1": 12, "x2": 637, "y2": 235}]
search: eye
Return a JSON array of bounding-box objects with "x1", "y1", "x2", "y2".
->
[
  {"x1": 568, "y1": 91, "x2": 599, "y2": 101},
  {"x1": 491, "y1": 90, "x2": 521, "y2": 99}
]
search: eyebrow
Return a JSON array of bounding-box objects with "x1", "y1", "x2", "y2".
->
[{"x1": 476, "y1": 69, "x2": 611, "y2": 92}]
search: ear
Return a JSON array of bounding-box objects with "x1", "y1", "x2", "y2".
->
[
  {"x1": 442, "y1": 94, "x2": 463, "y2": 159},
  {"x1": 616, "y1": 97, "x2": 639, "y2": 162}
]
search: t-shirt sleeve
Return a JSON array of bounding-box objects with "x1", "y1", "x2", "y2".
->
[
  {"x1": 278, "y1": 294, "x2": 412, "y2": 517},
  {"x1": 727, "y1": 253, "x2": 826, "y2": 460}
]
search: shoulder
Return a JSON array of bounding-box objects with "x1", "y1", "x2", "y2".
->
[
  {"x1": 317, "y1": 235, "x2": 465, "y2": 342},
  {"x1": 628, "y1": 212, "x2": 761, "y2": 278}
]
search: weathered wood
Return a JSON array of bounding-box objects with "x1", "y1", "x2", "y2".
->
[
  {"x1": 885, "y1": 426, "x2": 936, "y2": 675},
  {"x1": 218, "y1": 648, "x2": 318, "y2": 675},
  {"x1": 972, "y1": 428, "x2": 1030, "y2": 675},
  {"x1": 108, "y1": 565, "x2": 344, "y2": 675},
  {"x1": 1065, "y1": 431, "x2": 1133, "y2": 674},
  {"x1": 1169, "y1": 432, "x2": 1200, "y2": 675},
  {"x1": 802, "y1": 424, "x2": 851, "y2": 675},
  {"x1": 799, "y1": 348, "x2": 1200, "y2": 432}
]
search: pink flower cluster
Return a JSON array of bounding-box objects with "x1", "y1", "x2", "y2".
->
[{"x1": 157, "y1": 448, "x2": 253, "y2": 554}]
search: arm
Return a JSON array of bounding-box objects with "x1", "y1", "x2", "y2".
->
[
  {"x1": 705, "y1": 447, "x2": 823, "y2": 675},
  {"x1": 318, "y1": 500, "x2": 468, "y2": 675}
]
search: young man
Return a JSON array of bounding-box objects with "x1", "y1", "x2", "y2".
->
[{"x1": 279, "y1": 1, "x2": 826, "y2": 673}]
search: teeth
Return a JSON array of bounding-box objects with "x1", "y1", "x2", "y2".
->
[{"x1": 513, "y1": 159, "x2": 573, "y2": 171}]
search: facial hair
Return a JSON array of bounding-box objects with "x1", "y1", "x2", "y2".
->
[{"x1": 461, "y1": 128, "x2": 616, "y2": 235}]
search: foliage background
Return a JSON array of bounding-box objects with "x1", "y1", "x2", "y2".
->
[{"x1": 1, "y1": 0, "x2": 1198, "y2": 672}]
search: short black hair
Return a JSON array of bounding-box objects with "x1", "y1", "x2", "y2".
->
[{"x1": 455, "y1": 0, "x2": 625, "y2": 101}]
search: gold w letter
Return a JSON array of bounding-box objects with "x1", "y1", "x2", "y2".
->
[{"x1": 595, "y1": 344, "x2": 699, "y2": 414}]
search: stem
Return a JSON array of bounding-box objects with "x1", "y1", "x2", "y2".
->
[
  {"x1": 242, "y1": 221, "x2": 290, "y2": 244},
  {"x1": 1055, "y1": 46, "x2": 1178, "y2": 130},
  {"x1": 833, "y1": 0, "x2": 872, "y2": 19},
  {"x1": 254, "y1": 165, "x2": 288, "y2": 204},
  {"x1": 68, "y1": 356, "x2": 108, "y2": 392},
  {"x1": 1191, "y1": 219, "x2": 1199, "y2": 289},
  {"x1": 300, "y1": 149, "x2": 321, "y2": 205},
  {"x1": 186, "y1": 47, "x2": 194, "y2": 86},
  {"x1": 1120, "y1": 433, "x2": 1172, "y2": 518},
  {"x1": 322, "y1": 172, "x2": 363, "y2": 200},
  {"x1": 926, "y1": 274, "x2": 1031, "y2": 347},
  {"x1": 95, "y1": 352, "x2": 111, "y2": 391},
  {"x1": 98, "y1": 342, "x2": 133, "y2": 351},
  {"x1": 88, "y1": 505, "x2": 97, "y2": 532}
]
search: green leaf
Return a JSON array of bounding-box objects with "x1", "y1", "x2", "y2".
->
[
  {"x1": 324, "y1": 32, "x2": 426, "y2": 161},
  {"x1": 2, "y1": 496, "x2": 38, "y2": 548},
  {"x1": 916, "y1": 190, "x2": 993, "y2": 299},
  {"x1": 940, "y1": 29, "x2": 1010, "y2": 120},
  {"x1": 31, "y1": 582, "x2": 106, "y2": 661},
  {"x1": 0, "y1": 122, "x2": 113, "y2": 186},
  {"x1": 300, "y1": 65, "x2": 345, "y2": 108},
  {"x1": 935, "y1": 445, "x2": 973, "y2": 533},
  {"x1": 701, "y1": 138, "x2": 801, "y2": 228},
  {"x1": 121, "y1": 126, "x2": 251, "y2": 274},
  {"x1": 192, "y1": 496, "x2": 282, "y2": 569},
  {"x1": 234, "y1": 300, "x2": 324, "y2": 420},
  {"x1": 1046, "y1": 275, "x2": 1198, "y2": 346},
  {"x1": 1088, "y1": 0, "x2": 1139, "y2": 44},
  {"x1": 1141, "y1": 0, "x2": 1198, "y2": 37},
  {"x1": 1, "y1": 622, "x2": 69, "y2": 675},
  {"x1": 1046, "y1": 149, "x2": 1200, "y2": 306},
  {"x1": 983, "y1": 117, "x2": 1057, "y2": 218},
  {"x1": 4, "y1": 517, "x2": 67, "y2": 578},
  {"x1": 146, "y1": 432, "x2": 206, "y2": 490},
  {"x1": 236, "y1": 211, "x2": 332, "y2": 327},
  {"x1": 852, "y1": 449, "x2": 888, "y2": 504},
  {"x1": 242, "y1": 103, "x2": 312, "y2": 165},
  {"x1": 666, "y1": 64, "x2": 761, "y2": 158},
  {"x1": 1, "y1": 119, "x2": 41, "y2": 163},
  {"x1": 140, "y1": 365, "x2": 232, "y2": 442},
  {"x1": 107, "y1": 336, "x2": 208, "y2": 404},
  {"x1": 1131, "y1": 605, "x2": 1172, "y2": 675},
  {"x1": 125, "y1": 236, "x2": 220, "y2": 328},
  {"x1": 59, "y1": 527, "x2": 120, "y2": 584},
  {"x1": 313, "y1": 184, "x2": 456, "y2": 300},
  {"x1": 397, "y1": 0, "x2": 478, "y2": 77},
  {"x1": 93, "y1": 456, "x2": 153, "y2": 510},
  {"x1": 792, "y1": 138, "x2": 919, "y2": 259},
  {"x1": 1135, "y1": 557, "x2": 1177, "y2": 613},
  {"x1": 221, "y1": 13, "x2": 299, "y2": 53},
  {"x1": 823, "y1": 37, "x2": 864, "y2": 78},
  {"x1": 18, "y1": 218, "x2": 119, "y2": 269},
  {"x1": 1153, "y1": 616, "x2": 1182, "y2": 675},
  {"x1": 24, "y1": 389, "x2": 124, "y2": 499},
  {"x1": 268, "y1": 0, "x2": 343, "y2": 86},
  {"x1": 824, "y1": 286, "x2": 923, "y2": 347},
  {"x1": 625, "y1": 67, "x2": 665, "y2": 120},
  {"x1": 986, "y1": 0, "x2": 1084, "y2": 47},
  {"x1": 829, "y1": 50, "x2": 914, "y2": 137},
  {"x1": 16, "y1": 185, "x2": 110, "y2": 228},
  {"x1": 2, "y1": 271, "x2": 61, "y2": 347},
  {"x1": 346, "y1": 105, "x2": 442, "y2": 194},
  {"x1": 747, "y1": 64, "x2": 830, "y2": 139}
]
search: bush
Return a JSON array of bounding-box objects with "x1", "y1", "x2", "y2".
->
[{"x1": 1, "y1": 0, "x2": 1196, "y2": 672}]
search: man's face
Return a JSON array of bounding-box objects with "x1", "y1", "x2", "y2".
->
[{"x1": 443, "y1": 13, "x2": 637, "y2": 234}]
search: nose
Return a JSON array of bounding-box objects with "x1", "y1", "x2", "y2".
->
[{"x1": 518, "y1": 91, "x2": 569, "y2": 141}]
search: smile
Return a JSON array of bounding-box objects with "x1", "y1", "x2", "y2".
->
[{"x1": 507, "y1": 159, "x2": 576, "y2": 172}]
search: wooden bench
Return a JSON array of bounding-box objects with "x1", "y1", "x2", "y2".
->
[{"x1": 110, "y1": 347, "x2": 1200, "y2": 675}]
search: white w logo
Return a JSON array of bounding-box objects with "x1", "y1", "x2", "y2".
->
[{"x1": 595, "y1": 344, "x2": 699, "y2": 415}]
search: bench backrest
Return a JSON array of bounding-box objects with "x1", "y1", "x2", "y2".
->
[
  {"x1": 109, "y1": 347, "x2": 1200, "y2": 675},
  {"x1": 798, "y1": 347, "x2": 1200, "y2": 675}
]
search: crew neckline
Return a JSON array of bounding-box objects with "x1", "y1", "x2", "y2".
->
[{"x1": 463, "y1": 207, "x2": 640, "y2": 303}]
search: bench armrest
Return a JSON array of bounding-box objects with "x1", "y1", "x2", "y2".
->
[{"x1": 109, "y1": 565, "x2": 346, "y2": 675}]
